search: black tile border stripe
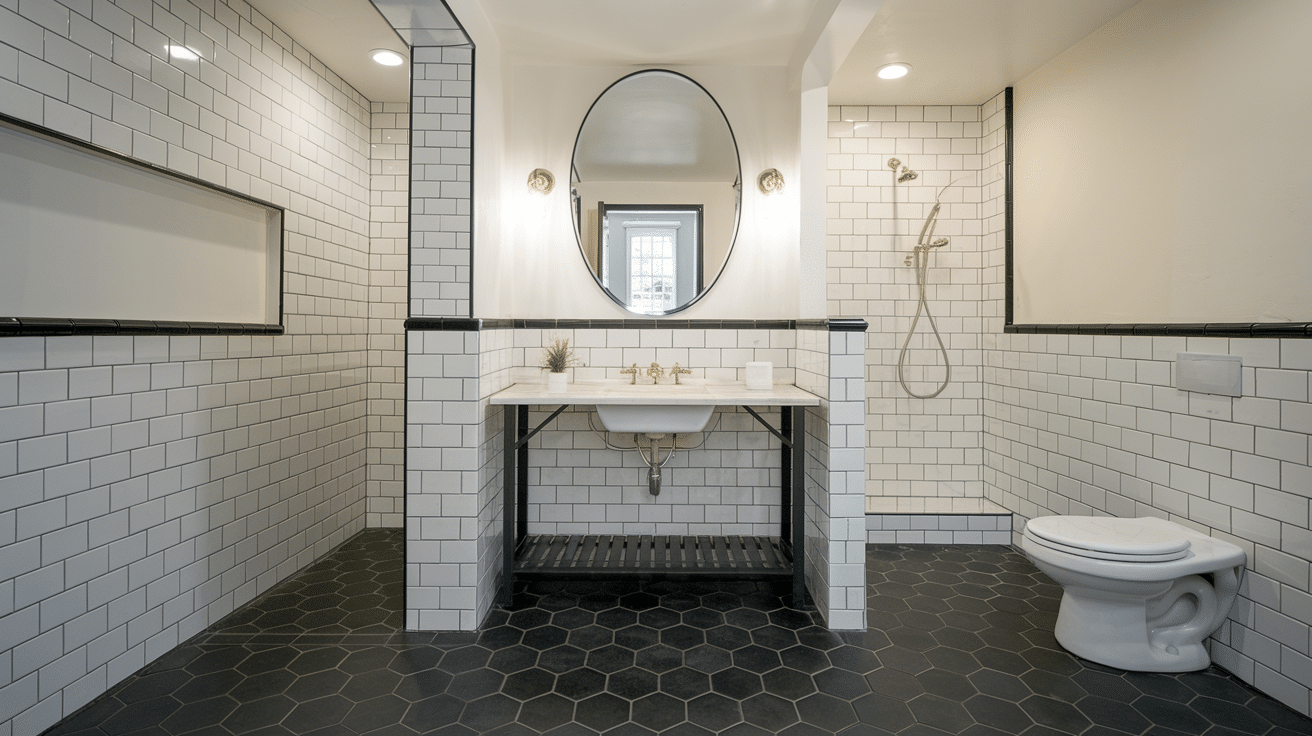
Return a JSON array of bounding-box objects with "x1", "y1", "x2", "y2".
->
[
  {"x1": 404, "y1": 317, "x2": 870, "y2": 332},
  {"x1": 0, "y1": 317, "x2": 283, "y2": 337},
  {"x1": 864, "y1": 511, "x2": 1012, "y2": 517},
  {"x1": 823, "y1": 318, "x2": 870, "y2": 332},
  {"x1": 1005, "y1": 323, "x2": 1312, "y2": 338}
]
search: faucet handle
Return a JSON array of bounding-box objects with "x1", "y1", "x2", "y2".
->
[
  {"x1": 669, "y1": 363, "x2": 692, "y2": 385},
  {"x1": 619, "y1": 363, "x2": 639, "y2": 385}
]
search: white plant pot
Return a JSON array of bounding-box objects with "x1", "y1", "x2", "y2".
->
[{"x1": 546, "y1": 371, "x2": 568, "y2": 393}]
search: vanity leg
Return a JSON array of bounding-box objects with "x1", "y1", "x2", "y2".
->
[
  {"x1": 501, "y1": 405, "x2": 518, "y2": 608},
  {"x1": 517, "y1": 406, "x2": 529, "y2": 541},
  {"x1": 790, "y1": 407, "x2": 807, "y2": 606},
  {"x1": 780, "y1": 408, "x2": 792, "y2": 545}
]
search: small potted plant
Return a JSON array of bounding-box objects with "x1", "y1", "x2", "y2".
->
[{"x1": 541, "y1": 337, "x2": 581, "y2": 393}]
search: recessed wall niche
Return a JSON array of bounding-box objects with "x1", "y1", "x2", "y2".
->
[{"x1": 0, "y1": 114, "x2": 282, "y2": 328}]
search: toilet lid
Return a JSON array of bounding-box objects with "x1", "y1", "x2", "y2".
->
[{"x1": 1025, "y1": 516, "x2": 1192, "y2": 562}]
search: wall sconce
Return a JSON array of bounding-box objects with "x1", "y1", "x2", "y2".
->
[
  {"x1": 527, "y1": 168, "x2": 555, "y2": 195},
  {"x1": 757, "y1": 168, "x2": 784, "y2": 195}
]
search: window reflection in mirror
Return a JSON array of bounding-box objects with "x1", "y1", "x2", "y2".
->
[
  {"x1": 595, "y1": 204, "x2": 702, "y2": 315},
  {"x1": 571, "y1": 70, "x2": 740, "y2": 315}
]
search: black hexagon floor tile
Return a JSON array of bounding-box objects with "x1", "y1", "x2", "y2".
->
[{"x1": 42, "y1": 533, "x2": 1311, "y2": 736}]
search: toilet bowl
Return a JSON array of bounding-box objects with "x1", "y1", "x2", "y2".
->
[{"x1": 1020, "y1": 515, "x2": 1246, "y2": 672}]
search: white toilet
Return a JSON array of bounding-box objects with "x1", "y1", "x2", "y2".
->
[{"x1": 1020, "y1": 515, "x2": 1246, "y2": 673}]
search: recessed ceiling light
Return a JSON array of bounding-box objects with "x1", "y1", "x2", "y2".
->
[
  {"x1": 877, "y1": 63, "x2": 911, "y2": 80},
  {"x1": 370, "y1": 49, "x2": 405, "y2": 67},
  {"x1": 168, "y1": 45, "x2": 199, "y2": 61}
]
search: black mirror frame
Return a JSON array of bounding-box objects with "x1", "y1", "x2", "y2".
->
[{"x1": 570, "y1": 69, "x2": 743, "y2": 317}]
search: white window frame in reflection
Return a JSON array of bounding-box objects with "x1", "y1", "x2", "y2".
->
[{"x1": 626, "y1": 225, "x2": 679, "y2": 314}]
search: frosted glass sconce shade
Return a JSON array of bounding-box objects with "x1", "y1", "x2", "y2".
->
[
  {"x1": 528, "y1": 168, "x2": 555, "y2": 195},
  {"x1": 757, "y1": 168, "x2": 784, "y2": 194}
]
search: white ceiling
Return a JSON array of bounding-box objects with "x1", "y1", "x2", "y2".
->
[
  {"x1": 245, "y1": 0, "x2": 1143, "y2": 106},
  {"x1": 246, "y1": 0, "x2": 412, "y2": 103},
  {"x1": 827, "y1": 0, "x2": 1141, "y2": 105},
  {"x1": 479, "y1": 0, "x2": 823, "y2": 67}
]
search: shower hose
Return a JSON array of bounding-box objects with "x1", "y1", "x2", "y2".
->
[{"x1": 891, "y1": 165, "x2": 951, "y2": 399}]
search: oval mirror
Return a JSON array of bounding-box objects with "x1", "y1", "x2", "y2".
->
[{"x1": 571, "y1": 70, "x2": 741, "y2": 315}]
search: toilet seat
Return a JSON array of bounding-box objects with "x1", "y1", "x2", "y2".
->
[{"x1": 1025, "y1": 516, "x2": 1191, "y2": 563}]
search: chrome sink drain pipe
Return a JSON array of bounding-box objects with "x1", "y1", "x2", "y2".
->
[
  {"x1": 636, "y1": 433, "x2": 678, "y2": 496},
  {"x1": 588, "y1": 414, "x2": 721, "y2": 497}
]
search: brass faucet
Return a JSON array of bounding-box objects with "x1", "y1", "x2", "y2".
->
[
  {"x1": 669, "y1": 363, "x2": 691, "y2": 385},
  {"x1": 646, "y1": 362, "x2": 664, "y2": 384},
  {"x1": 620, "y1": 363, "x2": 639, "y2": 384}
]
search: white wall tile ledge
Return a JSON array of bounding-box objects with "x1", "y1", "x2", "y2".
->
[{"x1": 865, "y1": 496, "x2": 1014, "y2": 544}]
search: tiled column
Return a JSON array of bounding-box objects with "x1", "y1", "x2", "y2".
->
[
  {"x1": 405, "y1": 44, "x2": 479, "y2": 629},
  {"x1": 823, "y1": 326, "x2": 869, "y2": 630},
  {"x1": 409, "y1": 47, "x2": 472, "y2": 318},
  {"x1": 405, "y1": 329, "x2": 484, "y2": 630},
  {"x1": 797, "y1": 322, "x2": 868, "y2": 630}
]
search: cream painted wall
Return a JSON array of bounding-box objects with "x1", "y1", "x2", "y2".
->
[
  {"x1": 474, "y1": 50, "x2": 506, "y2": 320},
  {"x1": 493, "y1": 64, "x2": 800, "y2": 319},
  {"x1": 446, "y1": 0, "x2": 506, "y2": 320},
  {"x1": 1013, "y1": 0, "x2": 1312, "y2": 324}
]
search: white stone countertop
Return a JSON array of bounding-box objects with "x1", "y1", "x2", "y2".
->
[{"x1": 488, "y1": 381, "x2": 822, "y2": 406}]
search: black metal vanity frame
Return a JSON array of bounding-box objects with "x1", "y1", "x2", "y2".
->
[{"x1": 499, "y1": 403, "x2": 807, "y2": 607}]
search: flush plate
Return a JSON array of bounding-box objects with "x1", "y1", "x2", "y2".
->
[{"x1": 1176, "y1": 352, "x2": 1242, "y2": 396}]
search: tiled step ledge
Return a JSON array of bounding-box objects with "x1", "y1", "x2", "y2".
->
[{"x1": 866, "y1": 497, "x2": 1013, "y2": 545}]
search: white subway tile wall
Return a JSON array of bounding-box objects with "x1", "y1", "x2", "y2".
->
[
  {"x1": 827, "y1": 101, "x2": 1001, "y2": 500},
  {"x1": 0, "y1": 1, "x2": 397, "y2": 734},
  {"x1": 985, "y1": 333, "x2": 1312, "y2": 716},
  {"x1": 409, "y1": 46, "x2": 472, "y2": 318},
  {"x1": 367, "y1": 102, "x2": 409, "y2": 528}
]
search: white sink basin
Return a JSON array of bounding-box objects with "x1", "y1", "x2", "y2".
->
[{"x1": 595, "y1": 403, "x2": 715, "y2": 434}]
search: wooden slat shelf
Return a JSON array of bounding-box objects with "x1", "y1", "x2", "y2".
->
[{"x1": 515, "y1": 534, "x2": 793, "y2": 578}]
